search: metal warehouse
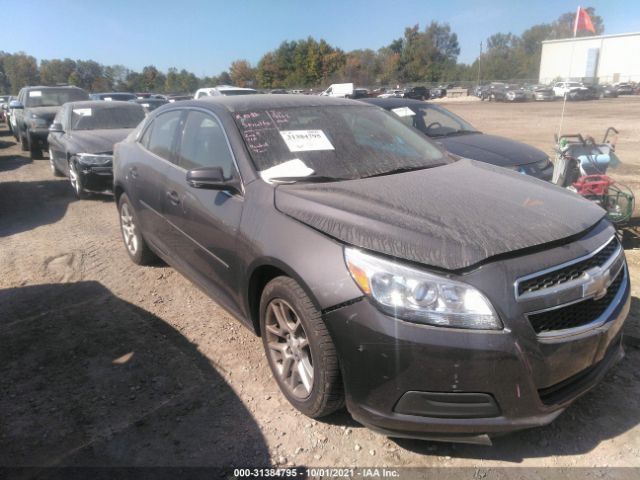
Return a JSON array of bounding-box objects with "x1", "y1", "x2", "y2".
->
[{"x1": 539, "y1": 32, "x2": 640, "y2": 84}]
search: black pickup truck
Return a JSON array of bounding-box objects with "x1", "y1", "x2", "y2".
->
[{"x1": 10, "y1": 86, "x2": 89, "y2": 159}]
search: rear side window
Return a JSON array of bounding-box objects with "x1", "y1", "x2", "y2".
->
[
  {"x1": 177, "y1": 111, "x2": 235, "y2": 178},
  {"x1": 147, "y1": 110, "x2": 183, "y2": 161}
]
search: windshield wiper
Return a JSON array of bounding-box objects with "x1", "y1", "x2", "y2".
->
[
  {"x1": 268, "y1": 175, "x2": 346, "y2": 184},
  {"x1": 432, "y1": 130, "x2": 478, "y2": 138},
  {"x1": 362, "y1": 164, "x2": 446, "y2": 179}
]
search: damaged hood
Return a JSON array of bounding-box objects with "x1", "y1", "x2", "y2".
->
[
  {"x1": 275, "y1": 160, "x2": 606, "y2": 270},
  {"x1": 437, "y1": 133, "x2": 547, "y2": 167},
  {"x1": 67, "y1": 128, "x2": 134, "y2": 154}
]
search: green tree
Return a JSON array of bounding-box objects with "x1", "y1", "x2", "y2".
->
[
  {"x1": 229, "y1": 59, "x2": 255, "y2": 87},
  {"x1": 2, "y1": 52, "x2": 39, "y2": 93},
  {"x1": 39, "y1": 58, "x2": 76, "y2": 86}
]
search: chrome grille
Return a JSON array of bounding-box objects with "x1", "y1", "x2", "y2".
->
[{"x1": 528, "y1": 269, "x2": 625, "y2": 334}]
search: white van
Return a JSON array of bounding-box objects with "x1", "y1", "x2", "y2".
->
[
  {"x1": 194, "y1": 85, "x2": 258, "y2": 99},
  {"x1": 321, "y1": 83, "x2": 354, "y2": 98}
]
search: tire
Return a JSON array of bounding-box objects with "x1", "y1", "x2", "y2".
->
[
  {"x1": 118, "y1": 193, "x2": 157, "y2": 265},
  {"x1": 28, "y1": 133, "x2": 42, "y2": 160},
  {"x1": 49, "y1": 150, "x2": 63, "y2": 177},
  {"x1": 260, "y1": 276, "x2": 344, "y2": 418},
  {"x1": 68, "y1": 159, "x2": 87, "y2": 199},
  {"x1": 19, "y1": 130, "x2": 28, "y2": 151}
]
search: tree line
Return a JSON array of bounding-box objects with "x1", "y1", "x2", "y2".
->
[{"x1": 0, "y1": 7, "x2": 603, "y2": 95}]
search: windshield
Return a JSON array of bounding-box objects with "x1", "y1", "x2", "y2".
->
[
  {"x1": 25, "y1": 88, "x2": 88, "y2": 108},
  {"x1": 389, "y1": 104, "x2": 477, "y2": 138},
  {"x1": 71, "y1": 105, "x2": 145, "y2": 130},
  {"x1": 234, "y1": 105, "x2": 448, "y2": 181}
]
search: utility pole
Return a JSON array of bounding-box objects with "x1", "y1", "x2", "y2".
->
[{"x1": 476, "y1": 41, "x2": 482, "y2": 86}]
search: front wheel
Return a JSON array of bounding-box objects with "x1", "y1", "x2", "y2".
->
[
  {"x1": 20, "y1": 131, "x2": 28, "y2": 151},
  {"x1": 49, "y1": 151, "x2": 63, "y2": 177},
  {"x1": 28, "y1": 133, "x2": 42, "y2": 160},
  {"x1": 260, "y1": 276, "x2": 344, "y2": 418},
  {"x1": 68, "y1": 159, "x2": 87, "y2": 198},
  {"x1": 118, "y1": 193, "x2": 157, "y2": 265}
]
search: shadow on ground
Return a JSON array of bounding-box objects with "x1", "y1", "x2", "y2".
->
[
  {"x1": 0, "y1": 155, "x2": 31, "y2": 172},
  {"x1": 0, "y1": 180, "x2": 75, "y2": 237},
  {"x1": 0, "y1": 282, "x2": 270, "y2": 468},
  {"x1": 393, "y1": 296, "x2": 640, "y2": 462}
]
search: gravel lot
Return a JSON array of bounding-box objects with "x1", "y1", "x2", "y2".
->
[{"x1": 1, "y1": 97, "x2": 639, "y2": 471}]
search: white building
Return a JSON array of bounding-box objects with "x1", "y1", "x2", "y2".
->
[{"x1": 539, "y1": 32, "x2": 640, "y2": 84}]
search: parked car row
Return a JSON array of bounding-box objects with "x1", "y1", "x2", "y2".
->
[
  {"x1": 475, "y1": 81, "x2": 638, "y2": 102},
  {"x1": 1, "y1": 88, "x2": 630, "y2": 445}
]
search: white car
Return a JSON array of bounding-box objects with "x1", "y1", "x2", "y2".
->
[
  {"x1": 377, "y1": 89, "x2": 405, "y2": 99},
  {"x1": 552, "y1": 82, "x2": 585, "y2": 98},
  {"x1": 194, "y1": 85, "x2": 257, "y2": 99}
]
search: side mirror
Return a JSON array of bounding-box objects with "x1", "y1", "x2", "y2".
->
[
  {"x1": 9, "y1": 100, "x2": 23, "y2": 109},
  {"x1": 49, "y1": 122, "x2": 64, "y2": 133},
  {"x1": 186, "y1": 166, "x2": 241, "y2": 194}
]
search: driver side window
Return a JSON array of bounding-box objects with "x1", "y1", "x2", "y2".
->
[{"x1": 177, "y1": 111, "x2": 235, "y2": 179}]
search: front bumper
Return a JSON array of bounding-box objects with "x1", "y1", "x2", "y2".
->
[
  {"x1": 77, "y1": 164, "x2": 114, "y2": 192},
  {"x1": 323, "y1": 245, "x2": 629, "y2": 441},
  {"x1": 28, "y1": 128, "x2": 50, "y2": 148}
]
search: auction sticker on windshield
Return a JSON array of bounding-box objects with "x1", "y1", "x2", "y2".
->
[
  {"x1": 73, "y1": 108, "x2": 92, "y2": 116},
  {"x1": 391, "y1": 107, "x2": 415, "y2": 117},
  {"x1": 29, "y1": 91, "x2": 42, "y2": 98},
  {"x1": 279, "y1": 130, "x2": 334, "y2": 152}
]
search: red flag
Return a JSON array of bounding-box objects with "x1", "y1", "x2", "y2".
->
[{"x1": 574, "y1": 7, "x2": 596, "y2": 36}]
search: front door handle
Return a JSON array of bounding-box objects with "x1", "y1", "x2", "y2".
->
[{"x1": 166, "y1": 190, "x2": 180, "y2": 206}]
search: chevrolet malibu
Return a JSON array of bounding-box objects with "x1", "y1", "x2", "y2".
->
[{"x1": 113, "y1": 95, "x2": 629, "y2": 444}]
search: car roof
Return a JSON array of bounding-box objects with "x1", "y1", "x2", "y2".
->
[
  {"x1": 360, "y1": 97, "x2": 433, "y2": 109},
  {"x1": 66, "y1": 100, "x2": 143, "y2": 110},
  {"x1": 162, "y1": 94, "x2": 373, "y2": 114},
  {"x1": 22, "y1": 85, "x2": 85, "y2": 91}
]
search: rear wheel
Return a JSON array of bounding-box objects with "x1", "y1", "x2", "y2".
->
[
  {"x1": 118, "y1": 193, "x2": 157, "y2": 265},
  {"x1": 260, "y1": 276, "x2": 344, "y2": 418}
]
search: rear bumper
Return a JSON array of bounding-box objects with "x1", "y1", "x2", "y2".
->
[{"x1": 323, "y1": 271, "x2": 629, "y2": 441}]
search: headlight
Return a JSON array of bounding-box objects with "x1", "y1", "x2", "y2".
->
[
  {"x1": 535, "y1": 158, "x2": 552, "y2": 170},
  {"x1": 75, "y1": 153, "x2": 113, "y2": 166},
  {"x1": 344, "y1": 248, "x2": 502, "y2": 330}
]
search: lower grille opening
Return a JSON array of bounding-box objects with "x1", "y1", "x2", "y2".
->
[
  {"x1": 538, "y1": 339, "x2": 622, "y2": 406},
  {"x1": 528, "y1": 269, "x2": 625, "y2": 334}
]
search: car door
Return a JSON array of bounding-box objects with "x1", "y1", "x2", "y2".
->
[
  {"x1": 162, "y1": 108, "x2": 244, "y2": 314},
  {"x1": 130, "y1": 109, "x2": 185, "y2": 255}
]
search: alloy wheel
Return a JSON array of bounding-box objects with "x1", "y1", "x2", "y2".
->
[
  {"x1": 120, "y1": 202, "x2": 138, "y2": 255},
  {"x1": 264, "y1": 298, "x2": 314, "y2": 399}
]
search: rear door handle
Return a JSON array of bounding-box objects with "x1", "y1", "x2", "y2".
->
[
  {"x1": 129, "y1": 167, "x2": 138, "y2": 179},
  {"x1": 166, "y1": 190, "x2": 180, "y2": 206}
]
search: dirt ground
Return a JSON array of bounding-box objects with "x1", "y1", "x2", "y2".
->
[{"x1": 1, "y1": 97, "x2": 639, "y2": 472}]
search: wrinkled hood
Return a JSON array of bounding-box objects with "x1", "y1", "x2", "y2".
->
[
  {"x1": 66, "y1": 128, "x2": 134, "y2": 154},
  {"x1": 437, "y1": 133, "x2": 547, "y2": 167},
  {"x1": 275, "y1": 160, "x2": 605, "y2": 270},
  {"x1": 26, "y1": 106, "x2": 60, "y2": 122}
]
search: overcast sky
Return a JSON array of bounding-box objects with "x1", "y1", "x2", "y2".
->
[{"x1": 3, "y1": 0, "x2": 639, "y2": 75}]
